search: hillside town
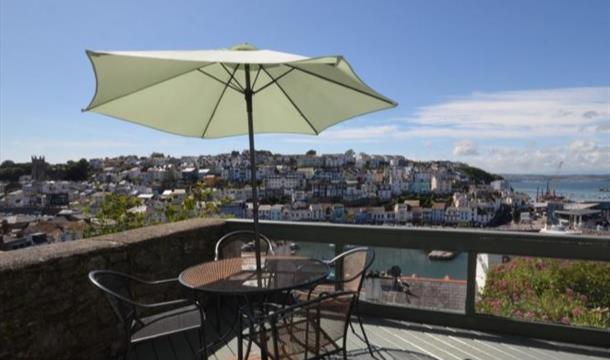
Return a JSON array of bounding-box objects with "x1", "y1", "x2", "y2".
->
[{"x1": 1, "y1": 151, "x2": 608, "y2": 251}]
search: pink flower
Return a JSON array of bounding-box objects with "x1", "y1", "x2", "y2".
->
[
  {"x1": 572, "y1": 307, "x2": 584, "y2": 317},
  {"x1": 497, "y1": 280, "x2": 508, "y2": 290},
  {"x1": 560, "y1": 316, "x2": 571, "y2": 325}
]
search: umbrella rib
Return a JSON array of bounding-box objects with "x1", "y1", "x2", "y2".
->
[
  {"x1": 201, "y1": 65, "x2": 239, "y2": 138},
  {"x1": 84, "y1": 63, "x2": 216, "y2": 111},
  {"x1": 284, "y1": 64, "x2": 396, "y2": 105},
  {"x1": 253, "y1": 67, "x2": 296, "y2": 94},
  {"x1": 260, "y1": 67, "x2": 319, "y2": 135},
  {"x1": 251, "y1": 65, "x2": 263, "y2": 90},
  {"x1": 220, "y1": 63, "x2": 245, "y2": 91},
  {"x1": 196, "y1": 68, "x2": 244, "y2": 94}
]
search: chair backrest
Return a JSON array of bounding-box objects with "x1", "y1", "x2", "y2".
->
[
  {"x1": 88, "y1": 270, "x2": 138, "y2": 327},
  {"x1": 214, "y1": 230, "x2": 275, "y2": 260},
  {"x1": 330, "y1": 247, "x2": 375, "y2": 292},
  {"x1": 268, "y1": 291, "x2": 356, "y2": 359}
]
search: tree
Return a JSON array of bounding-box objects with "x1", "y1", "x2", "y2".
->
[
  {"x1": 192, "y1": 181, "x2": 213, "y2": 202},
  {"x1": 161, "y1": 170, "x2": 177, "y2": 189},
  {"x1": 0, "y1": 160, "x2": 16, "y2": 168},
  {"x1": 512, "y1": 209, "x2": 521, "y2": 224},
  {"x1": 65, "y1": 159, "x2": 90, "y2": 181},
  {"x1": 0, "y1": 161, "x2": 30, "y2": 182},
  {"x1": 457, "y1": 165, "x2": 502, "y2": 184},
  {"x1": 306, "y1": 149, "x2": 317, "y2": 156},
  {"x1": 85, "y1": 194, "x2": 144, "y2": 237}
]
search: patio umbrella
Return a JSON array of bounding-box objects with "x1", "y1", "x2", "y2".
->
[{"x1": 83, "y1": 43, "x2": 397, "y2": 272}]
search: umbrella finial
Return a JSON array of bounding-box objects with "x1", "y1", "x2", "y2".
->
[{"x1": 230, "y1": 43, "x2": 257, "y2": 51}]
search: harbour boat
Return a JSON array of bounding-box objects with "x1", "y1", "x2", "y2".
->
[
  {"x1": 241, "y1": 242, "x2": 256, "y2": 251},
  {"x1": 428, "y1": 250, "x2": 458, "y2": 261},
  {"x1": 539, "y1": 224, "x2": 582, "y2": 235}
]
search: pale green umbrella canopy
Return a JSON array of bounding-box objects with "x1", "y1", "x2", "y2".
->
[
  {"x1": 84, "y1": 43, "x2": 397, "y2": 271},
  {"x1": 84, "y1": 43, "x2": 397, "y2": 137}
]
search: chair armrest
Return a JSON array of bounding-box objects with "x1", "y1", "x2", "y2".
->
[
  {"x1": 123, "y1": 296, "x2": 191, "y2": 309},
  {"x1": 136, "y1": 298, "x2": 206, "y2": 321},
  {"x1": 128, "y1": 275, "x2": 179, "y2": 285},
  {"x1": 272, "y1": 291, "x2": 357, "y2": 319},
  {"x1": 301, "y1": 281, "x2": 336, "y2": 301},
  {"x1": 141, "y1": 277, "x2": 179, "y2": 285}
]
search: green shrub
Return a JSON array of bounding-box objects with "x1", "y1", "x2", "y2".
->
[{"x1": 477, "y1": 257, "x2": 610, "y2": 329}]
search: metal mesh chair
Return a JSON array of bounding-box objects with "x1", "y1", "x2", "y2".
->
[
  {"x1": 215, "y1": 230, "x2": 275, "y2": 261},
  {"x1": 294, "y1": 247, "x2": 375, "y2": 356},
  {"x1": 88, "y1": 270, "x2": 207, "y2": 359},
  {"x1": 239, "y1": 291, "x2": 357, "y2": 360}
]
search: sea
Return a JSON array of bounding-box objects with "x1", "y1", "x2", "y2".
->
[
  {"x1": 294, "y1": 242, "x2": 468, "y2": 280},
  {"x1": 292, "y1": 175, "x2": 610, "y2": 280},
  {"x1": 506, "y1": 176, "x2": 610, "y2": 202}
]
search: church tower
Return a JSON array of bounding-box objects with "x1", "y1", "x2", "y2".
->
[{"x1": 31, "y1": 156, "x2": 47, "y2": 181}]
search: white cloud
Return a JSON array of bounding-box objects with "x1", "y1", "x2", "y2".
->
[
  {"x1": 597, "y1": 122, "x2": 610, "y2": 132},
  {"x1": 319, "y1": 125, "x2": 397, "y2": 141},
  {"x1": 399, "y1": 86, "x2": 610, "y2": 139},
  {"x1": 453, "y1": 140, "x2": 479, "y2": 156},
  {"x1": 283, "y1": 125, "x2": 398, "y2": 144},
  {"x1": 274, "y1": 87, "x2": 610, "y2": 173},
  {"x1": 12, "y1": 139, "x2": 138, "y2": 149},
  {"x1": 295, "y1": 87, "x2": 610, "y2": 142},
  {"x1": 466, "y1": 140, "x2": 610, "y2": 174}
]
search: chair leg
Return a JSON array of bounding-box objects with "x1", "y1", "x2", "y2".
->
[
  {"x1": 197, "y1": 326, "x2": 208, "y2": 360},
  {"x1": 215, "y1": 297, "x2": 222, "y2": 334},
  {"x1": 348, "y1": 319, "x2": 357, "y2": 334},
  {"x1": 245, "y1": 338, "x2": 253, "y2": 360},
  {"x1": 238, "y1": 312, "x2": 244, "y2": 360},
  {"x1": 238, "y1": 331, "x2": 243, "y2": 360},
  {"x1": 123, "y1": 334, "x2": 132, "y2": 360},
  {"x1": 356, "y1": 312, "x2": 375, "y2": 357},
  {"x1": 350, "y1": 302, "x2": 375, "y2": 357}
]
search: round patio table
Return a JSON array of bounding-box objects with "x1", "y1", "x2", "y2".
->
[
  {"x1": 179, "y1": 255, "x2": 330, "y2": 295},
  {"x1": 179, "y1": 256, "x2": 330, "y2": 360}
]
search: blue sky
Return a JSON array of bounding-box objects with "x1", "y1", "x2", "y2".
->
[{"x1": 1, "y1": 0, "x2": 609, "y2": 174}]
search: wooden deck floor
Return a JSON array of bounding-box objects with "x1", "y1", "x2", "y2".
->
[{"x1": 127, "y1": 314, "x2": 610, "y2": 360}]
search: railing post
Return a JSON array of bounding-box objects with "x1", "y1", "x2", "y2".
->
[
  {"x1": 335, "y1": 243, "x2": 344, "y2": 291},
  {"x1": 465, "y1": 252, "x2": 477, "y2": 316}
]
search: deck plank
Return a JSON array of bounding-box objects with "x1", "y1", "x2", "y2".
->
[
  {"x1": 127, "y1": 314, "x2": 610, "y2": 360},
  {"x1": 421, "y1": 332, "x2": 491, "y2": 360}
]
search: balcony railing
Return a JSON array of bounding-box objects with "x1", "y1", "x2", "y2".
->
[{"x1": 225, "y1": 219, "x2": 610, "y2": 348}]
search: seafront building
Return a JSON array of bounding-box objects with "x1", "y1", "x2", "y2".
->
[{"x1": 1, "y1": 151, "x2": 609, "y2": 251}]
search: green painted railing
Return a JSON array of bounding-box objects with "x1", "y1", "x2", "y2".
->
[{"x1": 225, "y1": 219, "x2": 610, "y2": 348}]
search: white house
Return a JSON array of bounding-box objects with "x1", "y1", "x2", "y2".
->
[
  {"x1": 394, "y1": 203, "x2": 413, "y2": 223},
  {"x1": 431, "y1": 174, "x2": 453, "y2": 194}
]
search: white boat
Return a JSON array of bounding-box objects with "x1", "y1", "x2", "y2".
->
[{"x1": 539, "y1": 224, "x2": 582, "y2": 235}]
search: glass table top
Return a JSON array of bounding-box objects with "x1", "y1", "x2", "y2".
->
[{"x1": 179, "y1": 256, "x2": 330, "y2": 295}]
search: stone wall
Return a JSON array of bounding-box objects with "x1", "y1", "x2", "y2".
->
[{"x1": 0, "y1": 218, "x2": 225, "y2": 360}]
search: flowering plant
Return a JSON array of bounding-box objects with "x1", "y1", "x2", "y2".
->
[{"x1": 478, "y1": 257, "x2": 610, "y2": 329}]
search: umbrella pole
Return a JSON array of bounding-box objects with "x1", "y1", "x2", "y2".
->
[{"x1": 244, "y1": 64, "x2": 262, "y2": 272}]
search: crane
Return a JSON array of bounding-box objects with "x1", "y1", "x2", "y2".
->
[{"x1": 545, "y1": 161, "x2": 563, "y2": 198}]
